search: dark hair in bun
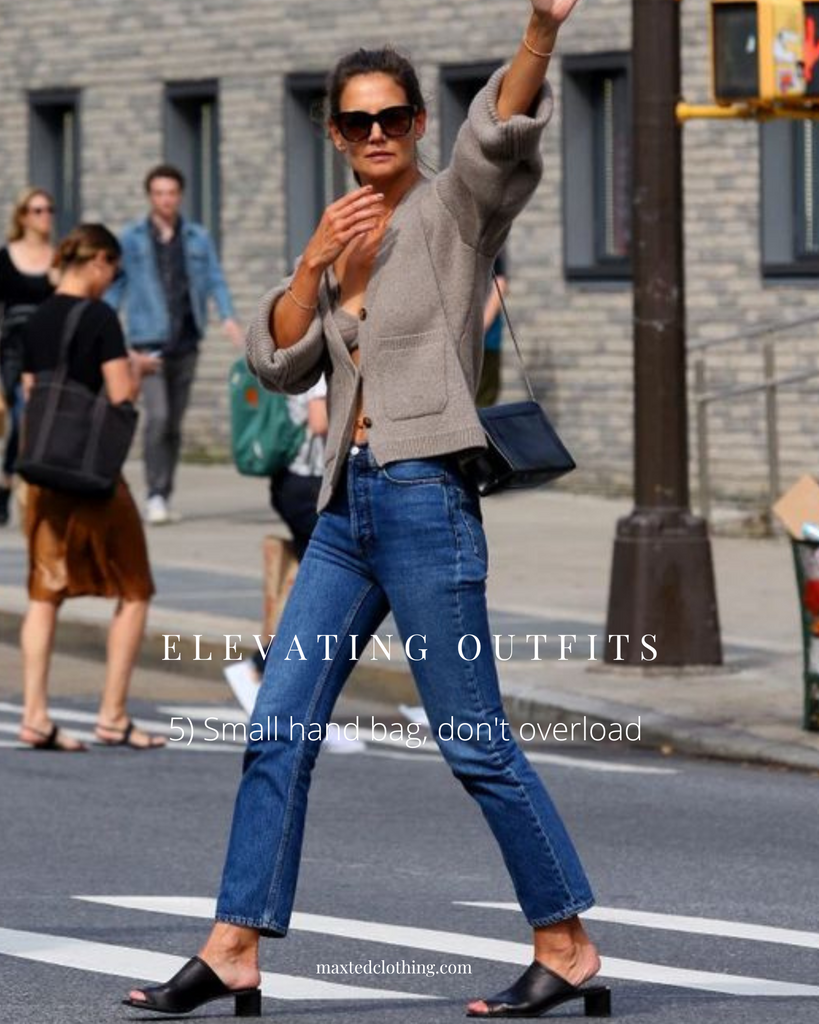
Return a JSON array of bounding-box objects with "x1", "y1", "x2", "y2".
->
[{"x1": 53, "y1": 223, "x2": 121, "y2": 271}]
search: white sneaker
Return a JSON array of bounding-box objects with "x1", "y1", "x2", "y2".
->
[
  {"x1": 224, "y1": 660, "x2": 262, "y2": 717},
  {"x1": 322, "y1": 727, "x2": 367, "y2": 753},
  {"x1": 398, "y1": 703, "x2": 430, "y2": 728},
  {"x1": 145, "y1": 495, "x2": 170, "y2": 525}
]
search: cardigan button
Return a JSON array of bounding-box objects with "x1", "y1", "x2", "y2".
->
[{"x1": 358, "y1": 307, "x2": 368, "y2": 321}]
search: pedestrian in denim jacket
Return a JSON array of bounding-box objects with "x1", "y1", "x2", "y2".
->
[
  {"x1": 125, "y1": 2, "x2": 609, "y2": 1020},
  {"x1": 106, "y1": 164, "x2": 243, "y2": 525}
]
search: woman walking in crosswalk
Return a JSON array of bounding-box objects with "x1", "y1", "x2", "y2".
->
[{"x1": 125, "y1": 0, "x2": 608, "y2": 1017}]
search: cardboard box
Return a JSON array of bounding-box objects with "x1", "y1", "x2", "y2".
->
[{"x1": 772, "y1": 475, "x2": 819, "y2": 539}]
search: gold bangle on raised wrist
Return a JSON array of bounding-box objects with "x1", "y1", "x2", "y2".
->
[{"x1": 522, "y1": 33, "x2": 553, "y2": 60}]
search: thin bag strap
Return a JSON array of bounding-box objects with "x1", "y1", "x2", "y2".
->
[
  {"x1": 492, "y1": 272, "x2": 537, "y2": 404},
  {"x1": 419, "y1": 199, "x2": 537, "y2": 403},
  {"x1": 55, "y1": 299, "x2": 91, "y2": 379},
  {"x1": 30, "y1": 300, "x2": 92, "y2": 463}
]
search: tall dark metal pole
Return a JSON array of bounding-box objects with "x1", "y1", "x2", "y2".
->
[{"x1": 604, "y1": 0, "x2": 722, "y2": 666}]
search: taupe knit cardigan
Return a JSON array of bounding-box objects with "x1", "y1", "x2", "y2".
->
[{"x1": 247, "y1": 65, "x2": 553, "y2": 511}]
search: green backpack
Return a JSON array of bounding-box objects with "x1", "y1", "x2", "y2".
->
[{"x1": 228, "y1": 358, "x2": 305, "y2": 476}]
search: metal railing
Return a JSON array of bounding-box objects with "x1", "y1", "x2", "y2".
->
[{"x1": 690, "y1": 313, "x2": 819, "y2": 526}]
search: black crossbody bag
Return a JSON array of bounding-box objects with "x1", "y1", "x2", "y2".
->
[
  {"x1": 420, "y1": 202, "x2": 575, "y2": 497},
  {"x1": 458, "y1": 273, "x2": 576, "y2": 496},
  {"x1": 17, "y1": 300, "x2": 139, "y2": 496}
]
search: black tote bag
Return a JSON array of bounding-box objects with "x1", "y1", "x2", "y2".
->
[{"x1": 17, "y1": 300, "x2": 138, "y2": 496}]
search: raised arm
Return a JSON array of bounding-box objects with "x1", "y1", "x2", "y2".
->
[{"x1": 497, "y1": 0, "x2": 581, "y2": 120}]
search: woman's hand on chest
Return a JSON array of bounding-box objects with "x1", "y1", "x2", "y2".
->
[
  {"x1": 303, "y1": 186, "x2": 385, "y2": 275},
  {"x1": 334, "y1": 212, "x2": 393, "y2": 310}
]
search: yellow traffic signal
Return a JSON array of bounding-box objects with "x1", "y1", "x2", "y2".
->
[{"x1": 711, "y1": 0, "x2": 805, "y2": 102}]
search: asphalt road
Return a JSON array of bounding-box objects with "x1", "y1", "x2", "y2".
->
[{"x1": 0, "y1": 693, "x2": 817, "y2": 1024}]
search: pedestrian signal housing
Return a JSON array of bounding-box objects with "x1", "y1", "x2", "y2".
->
[{"x1": 711, "y1": 0, "x2": 806, "y2": 102}]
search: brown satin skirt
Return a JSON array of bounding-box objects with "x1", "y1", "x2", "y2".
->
[{"x1": 26, "y1": 478, "x2": 154, "y2": 603}]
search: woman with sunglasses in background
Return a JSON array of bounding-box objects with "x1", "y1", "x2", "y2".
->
[
  {"x1": 0, "y1": 188, "x2": 57, "y2": 525},
  {"x1": 18, "y1": 224, "x2": 165, "y2": 752},
  {"x1": 125, "y1": 0, "x2": 608, "y2": 1019}
]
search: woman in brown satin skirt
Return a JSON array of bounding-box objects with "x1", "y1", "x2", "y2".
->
[{"x1": 18, "y1": 224, "x2": 165, "y2": 752}]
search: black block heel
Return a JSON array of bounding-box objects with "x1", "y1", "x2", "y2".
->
[
  {"x1": 236, "y1": 988, "x2": 263, "y2": 1017},
  {"x1": 584, "y1": 986, "x2": 612, "y2": 1017},
  {"x1": 122, "y1": 956, "x2": 261, "y2": 1016},
  {"x1": 467, "y1": 961, "x2": 612, "y2": 1018}
]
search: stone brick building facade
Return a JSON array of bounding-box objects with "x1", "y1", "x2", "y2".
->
[{"x1": 1, "y1": 0, "x2": 817, "y2": 509}]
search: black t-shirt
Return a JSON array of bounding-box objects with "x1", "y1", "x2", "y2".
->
[
  {"x1": 22, "y1": 295, "x2": 127, "y2": 393},
  {"x1": 0, "y1": 246, "x2": 55, "y2": 344}
]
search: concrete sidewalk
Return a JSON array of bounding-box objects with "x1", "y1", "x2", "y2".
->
[{"x1": 1, "y1": 462, "x2": 817, "y2": 772}]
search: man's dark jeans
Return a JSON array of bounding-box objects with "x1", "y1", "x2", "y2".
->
[{"x1": 141, "y1": 351, "x2": 198, "y2": 500}]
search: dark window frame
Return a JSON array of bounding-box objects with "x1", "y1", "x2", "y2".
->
[
  {"x1": 761, "y1": 118, "x2": 819, "y2": 278},
  {"x1": 562, "y1": 51, "x2": 633, "y2": 283},
  {"x1": 439, "y1": 61, "x2": 503, "y2": 168},
  {"x1": 28, "y1": 88, "x2": 82, "y2": 239},
  {"x1": 793, "y1": 119, "x2": 819, "y2": 262},
  {"x1": 163, "y1": 79, "x2": 221, "y2": 249},
  {"x1": 284, "y1": 72, "x2": 347, "y2": 270}
]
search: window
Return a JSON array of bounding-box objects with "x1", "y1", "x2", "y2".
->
[
  {"x1": 285, "y1": 74, "x2": 348, "y2": 270},
  {"x1": 562, "y1": 54, "x2": 632, "y2": 280},
  {"x1": 164, "y1": 81, "x2": 220, "y2": 249},
  {"x1": 439, "y1": 63, "x2": 501, "y2": 167},
  {"x1": 761, "y1": 120, "x2": 819, "y2": 276},
  {"x1": 28, "y1": 90, "x2": 81, "y2": 238},
  {"x1": 795, "y1": 121, "x2": 819, "y2": 259}
]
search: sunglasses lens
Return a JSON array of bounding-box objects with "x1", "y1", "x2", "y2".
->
[
  {"x1": 336, "y1": 106, "x2": 415, "y2": 142},
  {"x1": 380, "y1": 107, "x2": 414, "y2": 137},
  {"x1": 337, "y1": 112, "x2": 371, "y2": 142}
]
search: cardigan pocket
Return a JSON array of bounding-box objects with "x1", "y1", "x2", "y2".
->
[{"x1": 376, "y1": 329, "x2": 448, "y2": 421}]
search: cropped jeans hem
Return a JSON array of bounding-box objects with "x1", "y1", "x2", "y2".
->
[
  {"x1": 527, "y1": 896, "x2": 596, "y2": 929},
  {"x1": 215, "y1": 911, "x2": 288, "y2": 938}
]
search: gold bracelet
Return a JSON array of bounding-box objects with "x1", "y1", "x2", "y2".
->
[
  {"x1": 285, "y1": 284, "x2": 317, "y2": 312},
  {"x1": 522, "y1": 34, "x2": 553, "y2": 60}
]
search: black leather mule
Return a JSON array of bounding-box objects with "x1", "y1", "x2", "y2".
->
[
  {"x1": 466, "y1": 960, "x2": 611, "y2": 1018},
  {"x1": 122, "y1": 956, "x2": 261, "y2": 1016}
]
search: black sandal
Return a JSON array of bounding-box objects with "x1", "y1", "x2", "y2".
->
[
  {"x1": 122, "y1": 956, "x2": 261, "y2": 1016},
  {"x1": 95, "y1": 718, "x2": 166, "y2": 749},
  {"x1": 466, "y1": 961, "x2": 611, "y2": 1018},
  {"x1": 20, "y1": 723, "x2": 87, "y2": 752}
]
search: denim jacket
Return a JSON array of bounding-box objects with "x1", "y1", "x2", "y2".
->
[{"x1": 105, "y1": 217, "x2": 235, "y2": 347}]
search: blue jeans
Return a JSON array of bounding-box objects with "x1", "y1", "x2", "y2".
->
[{"x1": 215, "y1": 445, "x2": 594, "y2": 935}]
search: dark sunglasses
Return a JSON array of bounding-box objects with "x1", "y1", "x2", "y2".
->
[
  {"x1": 27, "y1": 204, "x2": 55, "y2": 215},
  {"x1": 333, "y1": 104, "x2": 416, "y2": 143}
]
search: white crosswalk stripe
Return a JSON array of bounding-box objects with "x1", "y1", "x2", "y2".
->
[
  {"x1": 0, "y1": 927, "x2": 433, "y2": 1002},
  {"x1": 457, "y1": 901, "x2": 819, "y2": 950},
  {"x1": 77, "y1": 896, "x2": 819, "y2": 999}
]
